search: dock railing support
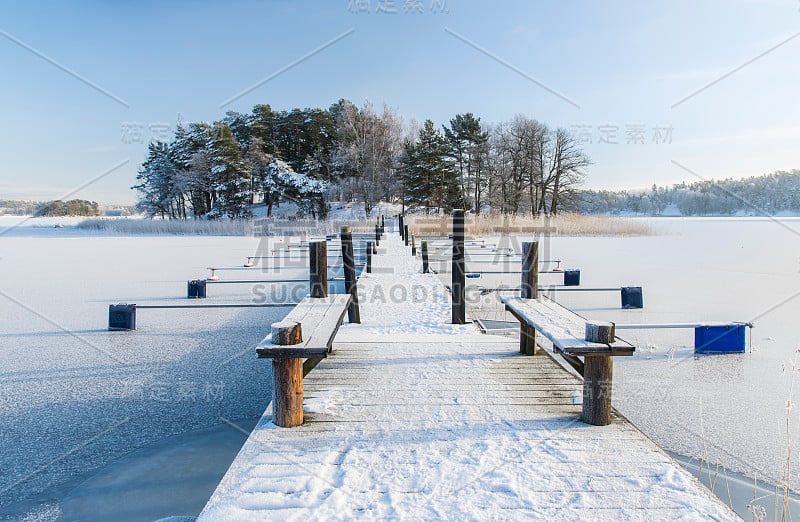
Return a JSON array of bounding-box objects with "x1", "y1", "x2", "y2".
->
[
  {"x1": 421, "y1": 241, "x2": 429, "y2": 274},
  {"x1": 452, "y1": 209, "x2": 466, "y2": 324},
  {"x1": 520, "y1": 241, "x2": 539, "y2": 355},
  {"x1": 309, "y1": 241, "x2": 328, "y2": 298},
  {"x1": 404, "y1": 225, "x2": 409, "y2": 246},
  {"x1": 366, "y1": 241, "x2": 373, "y2": 274},
  {"x1": 341, "y1": 227, "x2": 361, "y2": 323},
  {"x1": 271, "y1": 320, "x2": 304, "y2": 428},
  {"x1": 582, "y1": 355, "x2": 613, "y2": 426},
  {"x1": 399, "y1": 214, "x2": 404, "y2": 238}
]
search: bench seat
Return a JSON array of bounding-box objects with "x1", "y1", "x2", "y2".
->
[
  {"x1": 256, "y1": 294, "x2": 351, "y2": 359},
  {"x1": 500, "y1": 296, "x2": 635, "y2": 356},
  {"x1": 500, "y1": 295, "x2": 636, "y2": 426}
]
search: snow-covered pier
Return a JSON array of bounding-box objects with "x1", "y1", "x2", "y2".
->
[{"x1": 199, "y1": 234, "x2": 738, "y2": 520}]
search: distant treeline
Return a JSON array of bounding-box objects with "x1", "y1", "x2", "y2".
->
[
  {"x1": 0, "y1": 199, "x2": 39, "y2": 215},
  {"x1": 580, "y1": 170, "x2": 800, "y2": 216},
  {"x1": 34, "y1": 199, "x2": 101, "y2": 217}
]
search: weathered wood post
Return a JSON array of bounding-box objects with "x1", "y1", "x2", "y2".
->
[
  {"x1": 421, "y1": 241, "x2": 429, "y2": 274},
  {"x1": 309, "y1": 241, "x2": 328, "y2": 298},
  {"x1": 375, "y1": 224, "x2": 380, "y2": 247},
  {"x1": 452, "y1": 209, "x2": 466, "y2": 324},
  {"x1": 411, "y1": 234, "x2": 416, "y2": 256},
  {"x1": 404, "y1": 225, "x2": 409, "y2": 246},
  {"x1": 399, "y1": 214, "x2": 404, "y2": 238},
  {"x1": 366, "y1": 241, "x2": 373, "y2": 274},
  {"x1": 520, "y1": 241, "x2": 539, "y2": 355},
  {"x1": 340, "y1": 226, "x2": 361, "y2": 323},
  {"x1": 582, "y1": 355, "x2": 613, "y2": 426},
  {"x1": 583, "y1": 320, "x2": 615, "y2": 425},
  {"x1": 380, "y1": 215, "x2": 385, "y2": 234},
  {"x1": 271, "y1": 320, "x2": 304, "y2": 428}
]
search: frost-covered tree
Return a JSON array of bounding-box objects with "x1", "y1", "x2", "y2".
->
[{"x1": 334, "y1": 101, "x2": 404, "y2": 217}]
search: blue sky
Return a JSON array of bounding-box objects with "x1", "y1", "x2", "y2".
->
[{"x1": 1, "y1": 0, "x2": 798, "y2": 204}]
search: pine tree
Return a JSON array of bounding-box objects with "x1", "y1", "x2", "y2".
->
[
  {"x1": 132, "y1": 141, "x2": 176, "y2": 218},
  {"x1": 403, "y1": 120, "x2": 461, "y2": 213},
  {"x1": 444, "y1": 113, "x2": 489, "y2": 212},
  {"x1": 208, "y1": 123, "x2": 251, "y2": 219}
]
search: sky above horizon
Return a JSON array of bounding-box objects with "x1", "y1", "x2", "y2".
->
[{"x1": 1, "y1": 0, "x2": 799, "y2": 204}]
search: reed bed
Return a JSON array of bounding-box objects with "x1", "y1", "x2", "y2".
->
[
  {"x1": 77, "y1": 218, "x2": 254, "y2": 236},
  {"x1": 405, "y1": 213, "x2": 654, "y2": 237}
]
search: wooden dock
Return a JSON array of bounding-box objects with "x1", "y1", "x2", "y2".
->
[{"x1": 199, "y1": 235, "x2": 739, "y2": 521}]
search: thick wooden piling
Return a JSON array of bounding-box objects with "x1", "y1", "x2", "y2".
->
[
  {"x1": 421, "y1": 241, "x2": 429, "y2": 274},
  {"x1": 582, "y1": 355, "x2": 614, "y2": 426},
  {"x1": 366, "y1": 241, "x2": 373, "y2": 273},
  {"x1": 375, "y1": 224, "x2": 380, "y2": 247},
  {"x1": 272, "y1": 358, "x2": 303, "y2": 427},
  {"x1": 452, "y1": 210, "x2": 466, "y2": 324},
  {"x1": 404, "y1": 225, "x2": 409, "y2": 246},
  {"x1": 341, "y1": 227, "x2": 361, "y2": 324},
  {"x1": 309, "y1": 241, "x2": 328, "y2": 298},
  {"x1": 411, "y1": 234, "x2": 416, "y2": 256},
  {"x1": 399, "y1": 214, "x2": 404, "y2": 238},
  {"x1": 270, "y1": 320, "x2": 304, "y2": 428},
  {"x1": 520, "y1": 242, "x2": 539, "y2": 355}
]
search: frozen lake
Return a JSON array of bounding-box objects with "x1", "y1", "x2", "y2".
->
[
  {"x1": 0, "y1": 228, "x2": 305, "y2": 520},
  {"x1": 466, "y1": 217, "x2": 800, "y2": 498},
  {"x1": 2, "y1": 217, "x2": 799, "y2": 518}
]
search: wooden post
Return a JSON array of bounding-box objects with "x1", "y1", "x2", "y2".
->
[
  {"x1": 399, "y1": 214, "x2": 404, "y2": 238},
  {"x1": 585, "y1": 321, "x2": 615, "y2": 344},
  {"x1": 271, "y1": 319, "x2": 302, "y2": 345},
  {"x1": 366, "y1": 241, "x2": 373, "y2": 273},
  {"x1": 452, "y1": 209, "x2": 466, "y2": 324},
  {"x1": 521, "y1": 242, "x2": 539, "y2": 299},
  {"x1": 340, "y1": 226, "x2": 361, "y2": 323},
  {"x1": 421, "y1": 241, "x2": 429, "y2": 274},
  {"x1": 272, "y1": 359, "x2": 303, "y2": 427},
  {"x1": 520, "y1": 242, "x2": 539, "y2": 355},
  {"x1": 309, "y1": 241, "x2": 328, "y2": 298},
  {"x1": 582, "y1": 355, "x2": 614, "y2": 426},
  {"x1": 375, "y1": 224, "x2": 380, "y2": 247},
  {"x1": 270, "y1": 320, "x2": 304, "y2": 428},
  {"x1": 404, "y1": 225, "x2": 409, "y2": 246},
  {"x1": 380, "y1": 215, "x2": 385, "y2": 234},
  {"x1": 519, "y1": 324, "x2": 537, "y2": 356},
  {"x1": 411, "y1": 234, "x2": 416, "y2": 256}
]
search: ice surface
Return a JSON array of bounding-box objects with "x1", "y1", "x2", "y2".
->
[
  {"x1": 0, "y1": 232, "x2": 294, "y2": 515},
  {"x1": 469, "y1": 217, "x2": 800, "y2": 490}
]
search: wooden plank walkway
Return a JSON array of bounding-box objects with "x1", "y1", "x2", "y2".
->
[{"x1": 199, "y1": 235, "x2": 739, "y2": 521}]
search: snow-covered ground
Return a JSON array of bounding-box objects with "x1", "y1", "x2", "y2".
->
[
  {"x1": 0, "y1": 232, "x2": 306, "y2": 520},
  {"x1": 462, "y1": 217, "x2": 800, "y2": 493}
]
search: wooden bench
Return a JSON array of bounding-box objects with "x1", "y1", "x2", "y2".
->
[
  {"x1": 500, "y1": 295, "x2": 635, "y2": 426},
  {"x1": 256, "y1": 294, "x2": 351, "y2": 427}
]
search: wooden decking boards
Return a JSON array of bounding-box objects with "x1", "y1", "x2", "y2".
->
[{"x1": 199, "y1": 235, "x2": 739, "y2": 521}]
